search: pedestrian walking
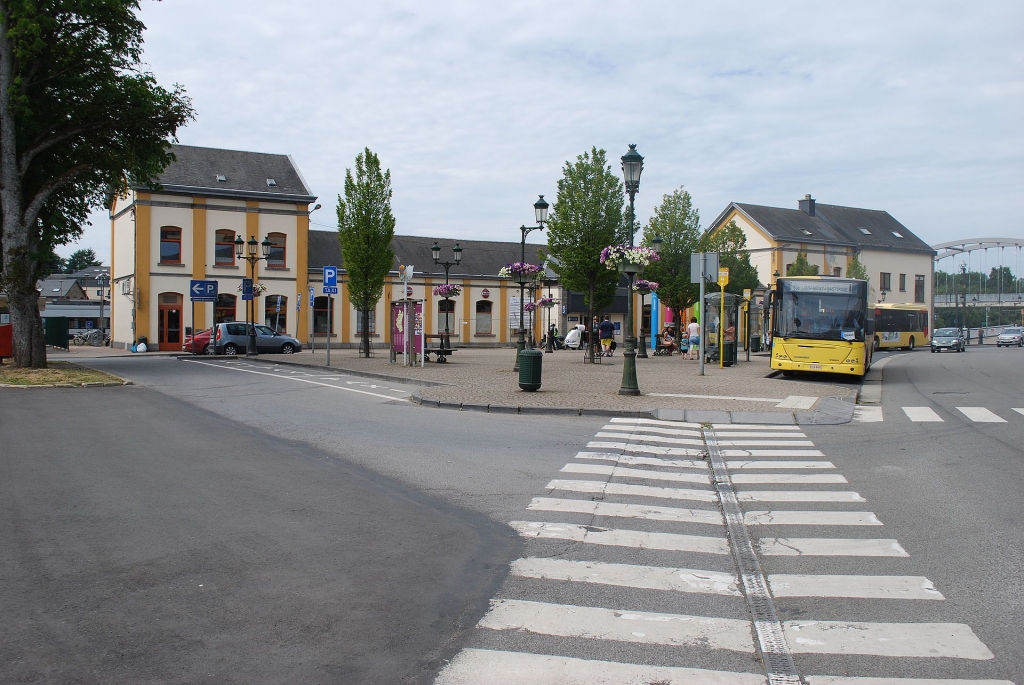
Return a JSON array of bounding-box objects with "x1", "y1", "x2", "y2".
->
[
  {"x1": 599, "y1": 315, "x2": 616, "y2": 357},
  {"x1": 686, "y1": 317, "x2": 700, "y2": 360}
]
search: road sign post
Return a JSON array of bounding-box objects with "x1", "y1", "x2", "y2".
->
[{"x1": 718, "y1": 268, "x2": 729, "y2": 368}]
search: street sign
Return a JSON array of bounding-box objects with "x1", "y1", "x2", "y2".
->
[
  {"x1": 309, "y1": 287, "x2": 314, "y2": 307},
  {"x1": 690, "y1": 252, "x2": 719, "y2": 284},
  {"x1": 406, "y1": 286, "x2": 413, "y2": 297},
  {"x1": 743, "y1": 288, "x2": 752, "y2": 300},
  {"x1": 275, "y1": 295, "x2": 282, "y2": 313},
  {"x1": 190, "y1": 279, "x2": 219, "y2": 302},
  {"x1": 718, "y1": 268, "x2": 730, "y2": 287},
  {"x1": 323, "y1": 266, "x2": 338, "y2": 287},
  {"x1": 241, "y1": 278, "x2": 253, "y2": 301},
  {"x1": 323, "y1": 286, "x2": 338, "y2": 295}
]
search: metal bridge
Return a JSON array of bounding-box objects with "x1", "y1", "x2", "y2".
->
[{"x1": 931, "y1": 237, "x2": 1024, "y2": 309}]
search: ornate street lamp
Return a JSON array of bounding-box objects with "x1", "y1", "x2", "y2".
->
[
  {"x1": 618, "y1": 144, "x2": 644, "y2": 396},
  {"x1": 234, "y1": 234, "x2": 272, "y2": 356},
  {"x1": 636, "y1": 234, "x2": 662, "y2": 359},
  {"x1": 431, "y1": 241, "x2": 463, "y2": 349},
  {"x1": 97, "y1": 273, "x2": 109, "y2": 345},
  {"x1": 513, "y1": 195, "x2": 548, "y2": 371}
]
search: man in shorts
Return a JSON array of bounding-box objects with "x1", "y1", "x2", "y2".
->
[{"x1": 599, "y1": 315, "x2": 616, "y2": 357}]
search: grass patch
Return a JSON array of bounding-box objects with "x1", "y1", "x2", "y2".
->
[{"x1": 0, "y1": 361, "x2": 125, "y2": 386}]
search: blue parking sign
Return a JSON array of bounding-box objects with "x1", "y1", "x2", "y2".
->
[{"x1": 323, "y1": 266, "x2": 338, "y2": 287}]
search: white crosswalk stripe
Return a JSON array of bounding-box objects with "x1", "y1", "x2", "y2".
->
[
  {"x1": 435, "y1": 418, "x2": 1002, "y2": 684},
  {"x1": 957, "y1": 406, "x2": 1007, "y2": 423},
  {"x1": 853, "y1": 405, "x2": 884, "y2": 422},
  {"x1": 850, "y1": 404, "x2": 1023, "y2": 422}
]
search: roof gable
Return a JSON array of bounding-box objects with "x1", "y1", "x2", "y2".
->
[
  {"x1": 813, "y1": 204, "x2": 934, "y2": 255},
  {"x1": 732, "y1": 203, "x2": 852, "y2": 246}
]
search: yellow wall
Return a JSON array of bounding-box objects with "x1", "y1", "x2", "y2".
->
[
  {"x1": 134, "y1": 195, "x2": 151, "y2": 342},
  {"x1": 192, "y1": 198, "x2": 207, "y2": 325}
]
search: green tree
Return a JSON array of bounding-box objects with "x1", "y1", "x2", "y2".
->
[
  {"x1": 0, "y1": 0, "x2": 193, "y2": 367},
  {"x1": 545, "y1": 147, "x2": 625, "y2": 361},
  {"x1": 65, "y1": 248, "x2": 101, "y2": 274},
  {"x1": 846, "y1": 252, "x2": 868, "y2": 281},
  {"x1": 641, "y1": 187, "x2": 701, "y2": 332},
  {"x1": 700, "y1": 220, "x2": 759, "y2": 296},
  {"x1": 337, "y1": 148, "x2": 396, "y2": 358},
  {"x1": 786, "y1": 251, "x2": 820, "y2": 276}
]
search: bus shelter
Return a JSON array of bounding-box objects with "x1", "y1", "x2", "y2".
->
[{"x1": 704, "y1": 292, "x2": 740, "y2": 366}]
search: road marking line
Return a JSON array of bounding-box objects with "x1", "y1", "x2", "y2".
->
[
  {"x1": 806, "y1": 676, "x2": 1014, "y2": 684},
  {"x1": 722, "y1": 449, "x2": 825, "y2": 457},
  {"x1": 731, "y1": 473, "x2": 848, "y2": 484},
  {"x1": 715, "y1": 431, "x2": 809, "y2": 438},
  {"x1": 595, "y1": 431, "x2": 705, "y2": 446},
  {"x1": 574, "y1": 451, "x2": 707, "y2": 469},
  {"x1": 769, "y1": 574, "x2": 943, "y2": 599},
  {"x1": 608, "y1": 417, "x2": 702, "y2": 428},
  {"x1": 647, "y1": 392, "x2": 784, "y2": 402},
  {"x1": 745, "y1": 510, "x2": 882, "y2": 526},
  {"x1": 601, "y1": 423, "x2": 703, "y2": 437},
  {"x1": 902, "y1": 406, "x2": 944, "y2": 422},
  {"x1": 511, "y1": 557, "x2": 741, "y2": 596},
  {"x1": 527, "y1": 497, "x2": 724, "y2": 525},
  {"x1": 853, "y1": 406, "x2": 884, "y2": 422},
  {"x1": 587, "y1": 441, "x2": 704, "y2": 456},
  {"x1": 547, "y1": 479, "x2": 718, "y2": 502},
  {"x1": 776, "y1": 395, "x2": 818, "y2": 409},
  {"x1": 737, "y1": 491, "x2": 865, "y2": 502},
  {"x1": 435, "y1": 649, "x2": 768, "y2": 685},
  {"x1": 726, "y1": 461, "x2": 836, "y2": 469},
  {"x1": 758, "y1": 537, "x2": 908, "y2": 557},
  {"x1": 1013, "y1": 408, "x2": 1024, "y2": 417},
  {"x1": 561, "y1": 462, "x2": 711, "y2": 483},
  {"x1": 718, "y1": 439, "x2": 816, "y2": 446},
  {"x1": 784, "y1": 620, "x2": 994, "y2": 659},
  {"x1": 181, "y1": 360, "x2": 402, "y2": 400},
  {"x1": 957, "y1": 406, "x2": 1007, "y2": 423},
  {"x1": 711, "y1": 423, "x2": 803, "y2": 430},
  {"x1": 509, "y1": 521, "x2": 730, "y2": 554}
]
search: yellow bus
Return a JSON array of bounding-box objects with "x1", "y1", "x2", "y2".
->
[
  {"x1": 768, "y1": 276, "x2": 873, "y2": 377},
  {"x1": 872, "y1": 303, "x2": 930, "y2": 351}
]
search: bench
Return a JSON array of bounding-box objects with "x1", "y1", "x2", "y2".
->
[{"x1": 423, "y1": 334, "x2": 457, "y2": 363}]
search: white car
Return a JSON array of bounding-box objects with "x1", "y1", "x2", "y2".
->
[{"x1": 996, "y1": 327, "x2": 1023, "y2": 348}]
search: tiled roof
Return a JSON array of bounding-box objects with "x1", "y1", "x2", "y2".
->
[
  {"x1": 138, "y1": 145, "x2": 317, "y2": 203},
  {"x1": 733, "y1": 204, "x2": 852, "y2": 246},
  {"x1": 308, "y1": 230, "x2": 547, "y2": 278}
]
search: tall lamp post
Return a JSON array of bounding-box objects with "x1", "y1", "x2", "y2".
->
[
  {"x1": 431, "y1": 241, "x2": 463, "y2": 349},
  {"x1": 544, "y1": 275, "x2": 556, "y2": 353},
  {"x1": 636, "y1": 234, "x2": 662, "y2": 359},
  {"x1": 97, "y1": 273, "x2": 109, "y2": 344},
  {"x1": 234, "y1": 234, "x2": 272, "y2": 356},
  {"x1": 513, "y1": 195, "x2": 549, "y2": 371},
  {"x1": 618, "y1": 144, "x2": 644, "y2": 396},
  {"x1": 958, "y1": 262, "x2": 967, "y2": 334}
]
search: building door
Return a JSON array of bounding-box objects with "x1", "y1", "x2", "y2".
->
[{"x1": 158, "y1": 292, "x2": 183, "y2": 351}]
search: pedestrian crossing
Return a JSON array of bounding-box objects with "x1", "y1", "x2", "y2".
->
[
  {"x1": 434, "y1": 417, "x2": 1011, "y2": 685},
  {"x1": 853, "y1": 404, "x2": 1024, "y2": 423}
]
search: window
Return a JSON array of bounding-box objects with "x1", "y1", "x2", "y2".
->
[
  {"x1": 160, "y1": 228, "x2": 181, "y2": 263},
  {"x1": 475, "y1": 301, "x2": 492, "y2": 334},
  {"x1": 899, "y1": 274, "x2": 906, "y2": 292},
  {"x1": 914, "y1": 275, "x2": 925, "y2": 303},
  {"x1": 880, "y1": 272, "x2": 892, "y2": 292},
  {"x1": 267, "y1": 233, "x2": 286, "y2": 268},
  {"x1": 892, "y1": 231, "x2": 904, "y2": 238},
  {"x1": 437, "y1": 299, "x2": 455, "y2": 333},
  {"x1": 858, "y1": 227, "x2": 872, "y2": 235},
  {"x1": 833, "y1": 266, "x2": 842, "y2": 277},
  {"x1": 356, "y1": 308, "x2": 376, "y2": 334},
  {"x1": 264, "y1": 295, "x2": 288, "y2": 333},
  {"x1": 313, "y1": 296, "x2": 332, "y2": 335},
  {"x1": 214, "y1": 294, "x2": 237, "y2": 323},
  {"x1": 215, "y1": 230, "x2": 235, "y2": 266}
]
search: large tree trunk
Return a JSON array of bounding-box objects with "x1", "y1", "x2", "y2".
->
[
  {"x1": 1, "y1": 225, "x2": 48, "y2": 368},
  {"x1": 361, "y1": 304, "x2": 371, "y2": 357},
  {"x1": 585, "y1": 281, "x2": 596, "y2": 363}
]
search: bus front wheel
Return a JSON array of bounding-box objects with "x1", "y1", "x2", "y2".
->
[{"x1": 908, "y1": 336, "x2": 915, "y2": 351}]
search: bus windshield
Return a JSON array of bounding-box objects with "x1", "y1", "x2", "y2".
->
[{"x1": 774, "y1": 279, "x2": 868, "y2": 342}]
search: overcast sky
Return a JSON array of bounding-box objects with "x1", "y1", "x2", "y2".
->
[{"x1": 63, "y1": 0, "x2": 1023, "y2": 275}]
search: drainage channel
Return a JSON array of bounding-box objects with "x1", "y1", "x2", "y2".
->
[{"x1": 704, "y1": 427, "x2": 803, "y2": 685}]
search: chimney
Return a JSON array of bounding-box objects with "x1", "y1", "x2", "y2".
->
[{"x1": 799, "y1": 194, "x2": 816, "y2": 216}]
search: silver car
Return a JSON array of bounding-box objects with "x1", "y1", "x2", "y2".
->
[
  {"x1": 996, "y1": 327, "x2": 1023, "y2": 348},
  {"x1": 931, "y1": 327, "x2": 965, "y2": 353},
  {"x1": 214, "y1": 322, "x2": 302, "y2": 355}
]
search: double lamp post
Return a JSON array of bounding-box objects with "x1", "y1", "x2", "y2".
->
[
  {"x1": 431, "y1": 241, "x2": 463, "y2": 349},
  {"x1": 234, "y1": 234, "x2": 272, "y2": 356},
  {"x1": 513, "y1": 195, "x2": 550, "y2": 371},
  {"x1": 618, "y1": 144, "x2": 644, "y2": 396}
]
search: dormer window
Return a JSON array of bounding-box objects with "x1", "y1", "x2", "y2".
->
[
  {"x1": 892, "y1": 231, "x2": 903, "y2": 238},
  {"x1": 216, "y1": 174, "x2": 227, "y2": 182},
  {"x1": 801, "y1": 229, "x2": 813, "y2": 236},
  {"x1": 266, "y1": 178, "x2": 277, "y2": 187},
  {"x1": 858, "y1": 227, "x2": 871, "y2": 235}
]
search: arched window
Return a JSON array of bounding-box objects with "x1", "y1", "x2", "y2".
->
[
  {"x1": 475, "y1": 300, "x2": 492, "y2": 334},
  {"x1": 265, "y1": 295, "x2": 288, "y2": 333},
  {"x1": 437, "y1": 299, "x2": 455, "y2": 333},
  {"x1": 215, "y1": 230, "x2": 236, "y2": 266},
  {"x1": 267, "y1": 232, "x2": 286, "y2": 268},
  {"x1": 215, "y1": 294, "x2": 237, "y2": 323},
  {"x1": 313, "y1": 296, "x2": 332, "y2": 335},
  {"x1": 160, "y1": 227, "x2": 182, "y2": 264}
]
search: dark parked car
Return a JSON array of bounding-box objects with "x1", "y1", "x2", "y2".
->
[
  {"x1": 996, "y1": 327, "x2": 1023, "y2": 347},
  {"x1": 931, "y1": 327, "x2": 966, "y2": 353},
  {"x1": 214, "y1": 322, "x2": 302, "y2": 355}
]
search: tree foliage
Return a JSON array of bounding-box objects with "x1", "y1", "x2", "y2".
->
[
  {"x1": 0, "y1": 0, "x2": 193, "y2": 367},
  {"x1": 846, "y1": 252, "x2": 868, "y2": 281},
  {"x1": 786, "y1": 251, "x2": 820, "y2": 276},
  {"x1": 337, "y1": 147, "x2": 396, "y2": 358},
  {"x1": 65, "y1": 248, "x2": 101, "y2": 273},
  {"x1": 545, "y1": 147, "x2": 625, "y2": 359},
  {"x1": 700, "y1": 220, "x2": 760, "y2": 296},
  {"x1": 640, "y1": 187, "x2": 701, "y2": 329}
]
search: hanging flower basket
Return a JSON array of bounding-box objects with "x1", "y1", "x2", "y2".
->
[
  {"x1": 238, "y1": 282, "x2": 268, "y2": 295},
  {"x1": 432, "y1": 283, "x2": 461, "y2": 298},
  {"x1": 600, "y1": 245, "x2": 660, "y2": 274},
  {"x1": 538, "y1": 296, "x2": 557, "y2": 307},
  {"x1": 499, "y1": 262, "x2": 542, "y2": 282},
  {"x1": 633, "y1": 279, "x2": 659, "y2": 294},
  {"x1": 524, "y1": 301, "x2": 537, "y2": 312}
]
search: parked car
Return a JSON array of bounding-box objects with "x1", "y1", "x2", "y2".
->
[
  {"x1": 931, "y1": 327, "x2": 966, "y2": 353},
  {"x1": 996, "y1": 327, "x2": 1023, "y2": 347},
  {"x1": 183, "y1": 328, "x2": 212, "y2": 354},
  {"x1": 214, "y1": 322, "x2": 302, "y2": 355}
]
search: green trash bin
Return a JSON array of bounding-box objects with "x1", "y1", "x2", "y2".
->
[
  {"x1": 518, "y1": 349, "x2": 543, "y2": 391},
  {"x1": 722, "y1": 340, "x2": 737, "y2": 366}
]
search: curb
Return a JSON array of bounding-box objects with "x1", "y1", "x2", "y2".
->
[
  {"x1": 0, "y1": 380, "x2": 133, "y2": 389},
  {"x1": 182, "y1": 355, "x2": 452, "y2": 388}
]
